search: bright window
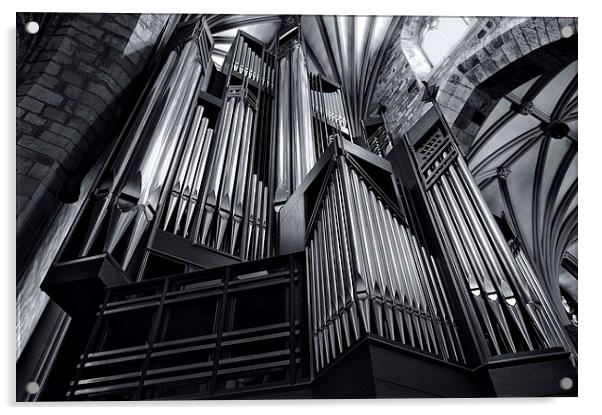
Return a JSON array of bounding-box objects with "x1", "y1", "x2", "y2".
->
[{"x1": 421, "y1": 17, "x2": 473, "y2": 68}]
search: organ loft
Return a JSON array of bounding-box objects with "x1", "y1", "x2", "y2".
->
[{"x1": 16, "y1": 14, "x2": 578, "y2": 400}]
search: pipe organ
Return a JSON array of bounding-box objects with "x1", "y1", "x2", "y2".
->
[
  {"x1": 78, "y1": 22, "x2": 214, "y2": 268},
  {"x1": 38, "y1": 15, "x2": 576, "y2": 400},
  {"x1": 392, "y1": 106, "x2": 577, "y2": 364},
  {"x1": 309, "y1": 74, "x2": 350, "y2": 159},
  {"x1": 231, "y1": 35, "x2": 275, "y2": 89},
  {"x1": 57, "y1": 20, "x2": 278, "y2": 272},
  {"x1": 362, "y1": 115, "x2": 393, "y2": 157},
  {"x1": 303, "y1": 144, "x2": 465, "y2": 371},
  {"x1": 274, "y1": 24, "x2": 317, "y2": 206}
]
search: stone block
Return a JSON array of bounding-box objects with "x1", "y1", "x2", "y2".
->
[
  {"x1": 28, "y1": 84, "x2": 64, "y2": 106},
  {"x1": 40, "y1": 130, "x2": 71, "y2": 148},
  {"x1": 17, "y1": 174, "x2": 39, "y2": 198},
  {"x1": 64, "y1": 84, "x2": 84, "y2": 101},
  {"x1": 18, "y1": 96, "x2": 45, "y2": 114},
  {"x1": 23, "y1": 112, "x2": 46, "y2": 127},
  {"x1": 544, "y1": 18, "x2": 561, "y2": 43},
  {"x1": 532, "y1": 18, "x2": 550, "y2": 46},
  {"x1": 87, "y1": 80, "x2": 114, "y2": 106},
  {"x1": 49, "y1": 122, "x2": 79, "y2": 141},
  {"x1": 16, "y1": 157, "x2": 34, "y2": 175},
  {"x1": 43, "y1": 106, "x2": 69, "y2": 123},
  {"x1": 520, "y1": 25, "x2": 540, "y2": 50}
]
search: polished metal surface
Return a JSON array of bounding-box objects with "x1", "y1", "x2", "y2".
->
[
  {"x1": 208, "y1": 15, "x2": 403, "y2": 137},
  {"x1": 466, "y1": 63, "x2": 578, "y2": 332},
  {"x1": 33, "y1": 16, "x2": 577, "y2": 394},
  {"x1": 416, "y1": 121, "x2": 576, "y2": 360},
  {"x1": 306, "y1": 156, "x2": 464, "y2": 372},
  {"x1": 78, "y1": 27, "x2": 209, "y2": 269}
]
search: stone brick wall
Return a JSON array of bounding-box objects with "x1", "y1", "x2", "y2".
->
[
  {"x1": 16, "y1": 13, "x2": 171, "y2": 276},
  {"x1": 370, "y1": 31, "x2": 421, "y2": 142},
  {"x1": 370, "y1": 17, "x2": 578, "y2": 153}
]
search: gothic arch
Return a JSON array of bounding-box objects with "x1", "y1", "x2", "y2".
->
[
  {"x1": 399, "y1": 16, "x2": 436, "y2": 80},
  {"x1": 441, "y1": 19, "x2": 578, "y2": 326},
  {"x1": 441, "y1": 17, "x2": 578, "y2": 151}
]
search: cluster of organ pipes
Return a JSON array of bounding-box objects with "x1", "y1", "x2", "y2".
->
[
  {"x1": 161, "y1": 105, "x2": 214, "y2": 239},
  {"x1": 43, "y1": 16, "x2": 579, "y2": 387},
  {"x1": 365, "y1": 124, "x2": 393, "y2": 157},
  {"x1": 309, "y1": 75, "x2": 348, "y2": 131},
  {"x1": 231, "y1": 36, "x2": 275, "y2": 89},
  {"x1": 306, "y1": 159, "x2": 465, "y2": 372},
  {"x1": 75, "y1": 21, "x2": 276, "y2": 268},
  {"x1": 78, "y1": 27, "x2": 210, "y2": 268},
  {"x1": 193, "y1": 85, "x2": 268, "y2": 258},
  {"x1": 309, "y1": 74, "x2": 350, "y2": 159},
  {"x1": 424, "y1": 150, "x2": 576, "y2": 360},
  {"x1": 274, "y1": 30, "x2": 316, "y2": 202}
]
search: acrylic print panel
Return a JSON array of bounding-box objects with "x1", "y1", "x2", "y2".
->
[{"x1": 16, "y1": 13, "x2": 577, "y2": 401}]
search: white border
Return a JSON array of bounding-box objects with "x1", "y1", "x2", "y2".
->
[{"x1": 2, "y1": 1, "x2": 598, "y2": 413}]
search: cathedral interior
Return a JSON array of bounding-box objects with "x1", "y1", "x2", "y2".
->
[{"x1": 15, "y1": 13, "x2": 578, "y2": 400}]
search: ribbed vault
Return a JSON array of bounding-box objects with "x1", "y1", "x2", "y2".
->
[
  {"x1": 200, "y1": 14, "x2": 403, "y2": 136},
  {"x1": 194, "y1": 14, "x2": 578, "y2": 321},
  {"x1": 467, "y1": 60, "x2": 578, "y2": 322}
]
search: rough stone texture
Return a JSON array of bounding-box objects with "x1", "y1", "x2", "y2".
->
[
  {"x1": 370, "y1": 17, "x2": 578, "y2": 153},
  {"x1": 16, "y1": 13, "x2": 170, "y2": 277},
  {"x1": 399, "y1": 16, "x2": 436, "y2": 80},
  {"x1": 370, "y1": 33, "x2": 422, "y2": 143}
]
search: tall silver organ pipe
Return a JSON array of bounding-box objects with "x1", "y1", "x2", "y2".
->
[
  {"x1": 107, "y1": 39, "x2": 203, "y2": 268},
  {"x1": 292, "y1": 46, "x2": 316, "y2": 187},
  {"x1": 309, "y1": 74, "x2": 350, "y2": 159},
  {"x1": 275, "y1": 56, "x2": 291, "y2": 203},
  {"x1": 274, "y1": 25, "x2": 316, "y2": 205},
  {"x1": 78, "y1": 49, "x2": 179, "y2": 257},
  {"x1": 161, "y1": 107, "x2": 214, "y2": 238},
  {"x1": 407, "y1": 113, "x2": 576, "y2": 362},
  {"x1": 231, "y1": 36, "x2": 274, "y2": 88},
  {"x1": 196, "y1": 85, "x2": 260, "y2": 256},
  {"x1": 77, "y1": 22, "x2": 213, "y2": 268},
  {"x1": 305, "y1": 154, "x2": 464, "y2": 373}
]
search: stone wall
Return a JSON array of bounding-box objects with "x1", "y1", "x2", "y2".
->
[
  {"x1": 16, "y1": 13, "x2": 171, "y2": 276},
  {"x1": 370, "y1": 17, "x2": 578, "y2": 153}
]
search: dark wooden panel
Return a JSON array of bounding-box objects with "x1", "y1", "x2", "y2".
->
[
  {"x1": 150, "y1": 230, "x2": 240, "y2": 270},
  {"x1": 484, "y1": 350, "x2": 577, "y2": 397},
  {"x1": 41, "y1": 254, "x2": 129, "y2": 318}
]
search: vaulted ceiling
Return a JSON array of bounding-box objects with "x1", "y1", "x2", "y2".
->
[
  {"x1": 201, "y1": 15, "x2": 578, "y2": 310},
  {"x1": 204, "y1": 14, "x2": 403, "y2": 136},
  {"x1": 467, "y1": 61, "x2": 578, "y2": 315}
]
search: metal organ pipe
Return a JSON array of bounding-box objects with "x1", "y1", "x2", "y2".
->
[
  {"x1": 216, "y1": 94, "x2": 247, "y2": 249},
  {"x1": 162, "y1": 112, "x2": 210, "y2": 236},
  {"x1": 306, "y1": 158, "x2": 465, "y2": 372},
  {"x1": 440, "y1": 173, "x2": 530, "y2": 352},
  {"x1": 430, "y1": 180, "x2": 508, "y2": 355},
  {"x1": 243, "y1": 174, "x2": 257, "y2": 260},
  {"x1": 290, "y1": 49, "x2": 303, "y2": 190},
  {"x1": 309, "y1": 74, "x2": 350, "y2": 159},
  {"x1": 162, "y1": 105, "x2": 205, "y2": 231},
  {"x1": 99, "y1": 36, "x2": 205, "y2": 269},
  {"x1": 78, "y1": 49, "x2": 179, "y2": 257},
  {"x1": 297, "y1": 47, "x2": 316, "y2": 179},
  {"x1": 230, "y1": 106, "x2": 254, "y2": 253},
  {"x1": 199, "y1": 96, "x2": 234, "y2": 245},
  {"x1": 451, "y1": 160, "x2": 576, "y2": 357},
  {"x1": 274, "y1": 31, "x2": 318, "y2": 205},
  {"x1": 338, "y1": 161, "x2": 372, "y2": 334},
  {"x1": 275, "y1": 56, "x2": 291, "y2": 203},
  {"x1": 182, "y1": 126, "x2": 213, "y2": 238},
  {"x1": 409, "y1": 121, "x2": 577, "y2": 362},
  {"x1": 150, "y1": 34, "x2": 271, "y2": 260}
]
